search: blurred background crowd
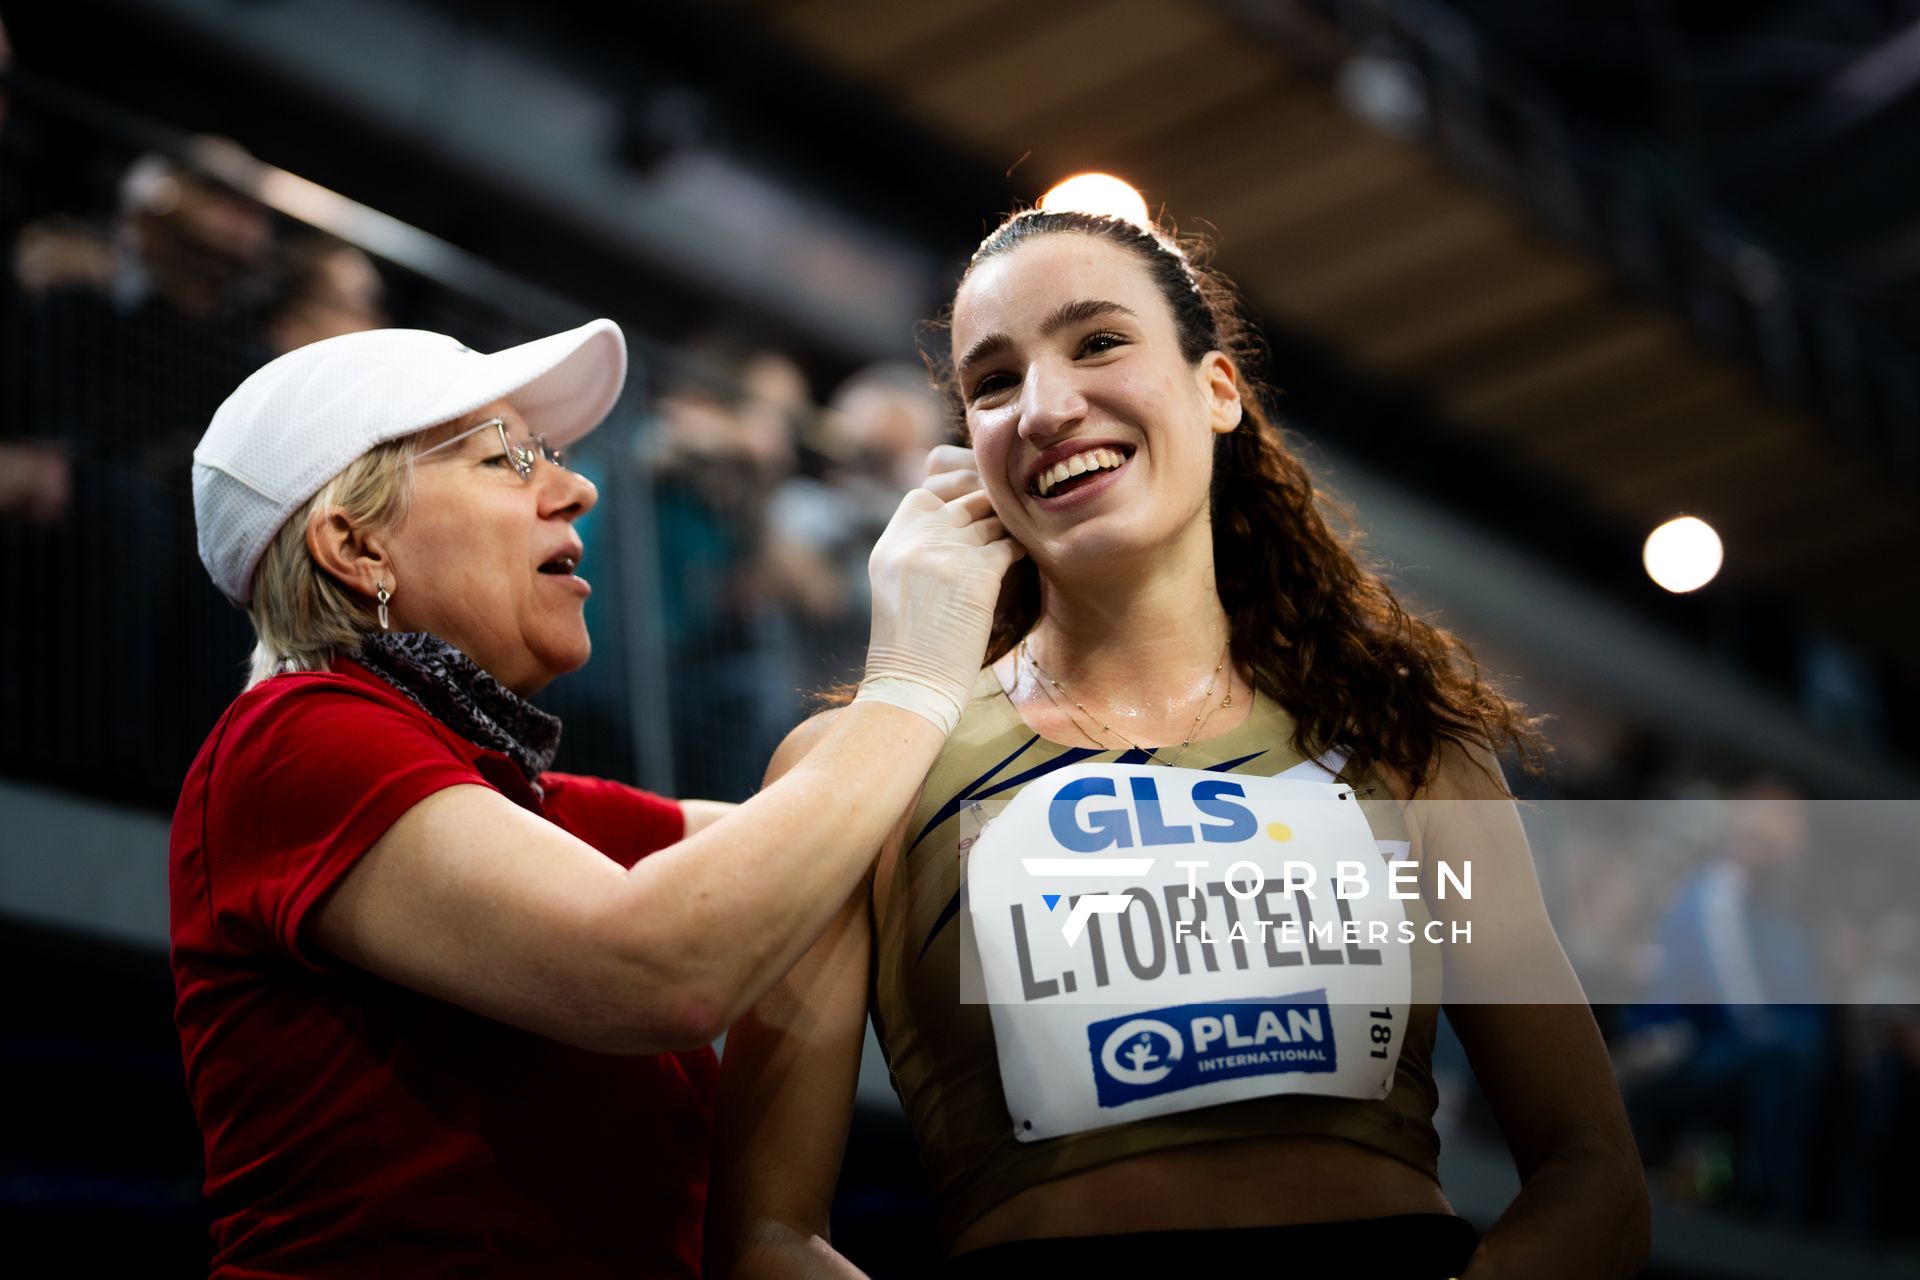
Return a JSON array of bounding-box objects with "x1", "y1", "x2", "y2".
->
[
  {"x1": 0, "y1": 136, "x2": 951, "y2": 805},
  {"x1": 2, "y1": 1, "x2": 1918, "y2": 1275}
]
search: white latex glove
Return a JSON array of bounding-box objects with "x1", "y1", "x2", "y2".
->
[
  {"x1": 919, "y1": 444, "x2": 980, "y2": 502},
  {"x1": 857, "y1": 478, "x2": 1022, "y2": 735}
]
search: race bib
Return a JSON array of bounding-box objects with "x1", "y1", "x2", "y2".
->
[{"x1": 964, "y1": 762, "x2": 1413, "y2": 1142}]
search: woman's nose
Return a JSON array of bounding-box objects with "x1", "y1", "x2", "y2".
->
[
  {"x1": 540, "y1": 464, "x2": 598, "y2": 520},
  {"x1": 1016, "y1": 362, "x2": 1089, "y2": 442}
]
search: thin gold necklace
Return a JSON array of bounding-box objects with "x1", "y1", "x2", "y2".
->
[{"x1": 1020, "y1": 635, "x2": 1234, "y2": 763}]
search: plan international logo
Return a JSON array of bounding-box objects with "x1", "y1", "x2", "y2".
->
[{"x1": 1087, "y1": 992, "x2": 1337, "y2": 1107}]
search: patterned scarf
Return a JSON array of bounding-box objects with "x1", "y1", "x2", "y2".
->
[{"x1": 355, "y1": 632, "x2": 562, "y2": 782}]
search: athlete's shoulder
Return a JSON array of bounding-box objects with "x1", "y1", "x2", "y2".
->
[
  {"x1": 765, "y1": 707, "x2": 845, "y2": 785},
  {"x1": 1368, "y1": 736, "x2": 1510, "y2": 804}
]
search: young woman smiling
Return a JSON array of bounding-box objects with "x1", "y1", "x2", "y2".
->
[{"x1": 710, "y1": 212, "x2": 1649, "y2": 1279}]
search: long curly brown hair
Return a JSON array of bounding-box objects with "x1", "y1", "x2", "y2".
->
[{"x1": 924, "y1": 209, "x2": 1546, "y2": 791}]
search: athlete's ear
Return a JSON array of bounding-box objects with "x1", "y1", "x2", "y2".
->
[{"x1": 1199, "y1": 352, "x2": 1242, "y2": 435}]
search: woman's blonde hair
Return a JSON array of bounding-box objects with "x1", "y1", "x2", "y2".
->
[{"x1": 244, "y1": 434, "x2": 423, "y2": 687}]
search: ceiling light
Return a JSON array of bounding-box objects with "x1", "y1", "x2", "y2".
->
[
  {"x1": 1040, "y1": 173, "x2": 1150, "y2": 227},
  {"x1": 1644, "y1": 516, "x2": 1724, "y2": 593}
]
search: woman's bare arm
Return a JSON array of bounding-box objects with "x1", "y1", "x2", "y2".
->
[
  {"x1": 309, "y1": 482, "x2": 1015, "y2": 1056},
  {"x1": 1410, "y1": 746, "x2": 1650, "y2": 1279},
  {"x1": 1448, "y1": 1001, "x2": 1649, "y2": 1280},
  {"x1": 679, "y1": 799, "x2": 734, "y2": 837},
  {"x1": 709, "y1": 710, "x2": 882, "y2": 1278},
  {"x1": 311, "y1": 700, "x2": 930, "y2": 1056}
]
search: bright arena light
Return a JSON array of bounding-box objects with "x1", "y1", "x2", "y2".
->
[
  {"x1": 1643, "y1": 516, "x2": 1724, "y2": 593},
  {"x1": 1039, "y1": 173, "x2": 1150, "y2": 227}
]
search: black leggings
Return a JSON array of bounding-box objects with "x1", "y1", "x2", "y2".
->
[{"x1": 945, "y1": 1213, "x2": 1478, "y2": 1278}]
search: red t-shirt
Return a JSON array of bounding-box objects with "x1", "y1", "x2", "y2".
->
[{"x1": 169, "y1": 660, "x2": 716, "y2": 1278}]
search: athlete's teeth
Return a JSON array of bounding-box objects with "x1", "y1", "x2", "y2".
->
[{"x1": 1037, "y1": 447, "x2": 1134, "y2": 497}]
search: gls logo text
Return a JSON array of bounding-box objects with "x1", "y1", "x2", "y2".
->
[{"x1": 1020, "y1": 776, "x2": 1256, "y2": 943}]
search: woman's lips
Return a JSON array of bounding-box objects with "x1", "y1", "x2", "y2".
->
[
  {"x1": 1023, "y1": 440, "x2": 1134, "y2": 494},
  {"x1": 1028, "y1": 446, "x2": 1127, "y2": 497},
  {"x1": 541, "y1": 570, "x2": 592, "y2": 598},
  {"x1": 1028, "y1": 450, "x2": 1131, "y2": 511}
]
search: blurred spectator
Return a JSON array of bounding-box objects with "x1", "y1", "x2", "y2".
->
[
  {"x1": 1, "y1": 151, "x2": 270, "y2": 799},
  {"x1": 769, "y1": 361, "x2": 949, "y2": 685},
  {"x1": 1621, "y1": 781, "x2": 1827, "y2": 1218},
  {"x1": 829, "y1": 361, "x2": 953, "y2": 490},
  {"x1": 0, "y1": 211, "x2": 103, "y2": 527},
  {"x1": 12, "y1": 213, "x2": 112, "y2": 295},
  {"x1": 643, "y1": 340, "x2": 814, "y2": 799},
  {"x1": 112, "y1": 150, "x2": 271, "y2": 320},
  {"x1": 0, "y1": 438, "x2": 70, "y2": 523},
  {"x1": 735, "y1": 348, "x2": 807, "y2": 474},
  {"x1": 267, "y1": 233, "x2": 386, "y2": 354},
  {"x1": 0, "y1": 21, "x2": 101, "y2": 526},
  {"x1": 1555, "y1": 825, "x2": 1661, "y2": 1030},
  {"x1": 741, "y1": 349, "x2": 846, "y2": 637}
]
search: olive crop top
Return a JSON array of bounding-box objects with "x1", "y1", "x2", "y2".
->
[{"x1": 870, "y1": 671, "x2": 1445, "y2": 1244}]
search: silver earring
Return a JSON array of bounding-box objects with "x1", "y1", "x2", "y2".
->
[{"x1": 376, "y1": 581, "x2": 391, "y2": 632}]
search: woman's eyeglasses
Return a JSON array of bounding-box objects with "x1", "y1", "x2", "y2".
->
[{"x1": 417, "y1": 418, "x2": 565, "y2": 482}]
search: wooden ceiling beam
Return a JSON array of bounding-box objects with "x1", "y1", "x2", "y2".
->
[
  {"x1": 1525, "y1": 374, "x2": 1750, "y2": 464},
  {"x1": 1110, "y1": 89, "x2": 1330, "y2": 193},
  {"x1": 765, "y1": 0, "x2": 1041, "y2": 75},
  {"x1": 1273, "y1": 203, "x2": 1519, "y2": 324},
  {"x1": 1666, "y1": 447, "x2": 1867, "y2": 540},
  {"x1": 1358, "y1": 261, "x2": 1606, "y2": 372},
  {"x1": 1307, "y1": 231, "x2": 1563, "y2": 332},
  {"x1": 1435, "y1": 314, "x2": 1682, "y2": 426},
  {"x1": 906, "y1": 0, "x2": 1216, "y2": 137},
  {"x1": 1193, "y1": 126, "x2": 1429, "y2": 250},
  {"x1": 989, "y1": 34, "x2": 1279, "y2": 170},
  {"x1": 1586, "y1": 423, "x2": 1812, "y2": 518}
]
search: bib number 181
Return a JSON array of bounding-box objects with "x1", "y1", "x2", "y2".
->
[{"x1": 1368, "y1": 1007, "x2": 1394, "y2": 1060}]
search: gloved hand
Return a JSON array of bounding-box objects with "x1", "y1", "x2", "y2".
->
[
  {"x1": 919, "y1": 444, "x2": 981, "y2": 502},
  {"x1": 857, "y1": 477, "x2": 1022, "y2": 735}
]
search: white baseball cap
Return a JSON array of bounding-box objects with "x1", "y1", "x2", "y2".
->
[{"x1": 194, "y1": 318, "x2": 626, "y2": 605}]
